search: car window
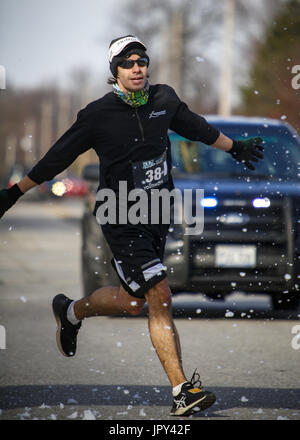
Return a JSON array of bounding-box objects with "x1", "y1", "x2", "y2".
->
[{"x1": 170, "y1": 124, "x2": 300, "y2": 181}]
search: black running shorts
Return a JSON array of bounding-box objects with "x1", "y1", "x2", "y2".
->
[{"x1": 101, "y1": 222, "x2": 170, "y2": 298}]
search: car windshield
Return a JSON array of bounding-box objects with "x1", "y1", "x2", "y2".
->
[{"x1": 170, "y1": 123, "x2": 300, "y2": 181}]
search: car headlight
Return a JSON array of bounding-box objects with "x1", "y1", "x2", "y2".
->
[
  {"x1": 51, "y1": 181, "x2": 66, "y2": 197},
  {"x1": 201, "y1": 197, "x2": 218, "y2": 208},
  {"x1": 252, "y1": 197, "x2": 271, "y2": 208}
]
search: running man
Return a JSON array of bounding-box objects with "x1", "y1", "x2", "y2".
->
[{"x1": 0, "y1": 35, "x2": 264, "y2": 416}]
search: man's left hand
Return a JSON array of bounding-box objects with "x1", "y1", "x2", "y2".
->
[{"x1": 228, "y1": 137, "x2": 264, "y2": 171}]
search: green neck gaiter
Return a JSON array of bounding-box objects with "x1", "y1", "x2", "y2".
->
[{"x1": 112, "y1": 81, "x2": 149, "y2": 108}]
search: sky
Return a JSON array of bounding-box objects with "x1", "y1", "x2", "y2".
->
[
  {"x1": 0, "y1": 0, "x2": 124, "y2": 89},
  {"x1": 0, "y1": 0, "x2": 278, "y2": 108}
]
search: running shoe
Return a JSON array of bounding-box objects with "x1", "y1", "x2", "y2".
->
[
  {"x1": 170, "y1": 370, "x2": 216, "y2": 416},
  {"x1": 52, "y1": 294, "x2": 81, "y2": 357}
]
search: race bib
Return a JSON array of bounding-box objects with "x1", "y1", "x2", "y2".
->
[{"x1": 132, "y1": 151, "x2": 169, "y2": 190}]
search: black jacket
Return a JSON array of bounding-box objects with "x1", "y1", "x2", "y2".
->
[{"x1": 28, "y1": 84, "x2": 220, "y2": 211}]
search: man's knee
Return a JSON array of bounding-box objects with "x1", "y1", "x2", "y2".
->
[
  {"x1": 127, "y1": 298, "x2": 146, "y2": 316},
  {"x1": 145, "y1": 278, "x2": 172, "y2": 306},
  {"x1": 118, "y1": 286, "x2": 146, "y2": 316}
]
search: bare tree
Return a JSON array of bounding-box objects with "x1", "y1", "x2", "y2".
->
[
  {"x1": 122, "y1": 0, "x2": 222, "y2": 108},
  {"x1": 119, "y1": 0, "x2": 289, "y2": 113}
]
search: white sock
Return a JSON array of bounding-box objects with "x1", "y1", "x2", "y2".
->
[
  {"x1": 66, "y1": 301, "x2": 80, "y2": 325},
  {"x1": 172, "y1": 381, "x2": 187, "y2": 397}
]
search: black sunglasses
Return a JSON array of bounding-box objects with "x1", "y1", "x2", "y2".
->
[{"x1": 119, "y1": 57, "x2": 148, "y2": 69}]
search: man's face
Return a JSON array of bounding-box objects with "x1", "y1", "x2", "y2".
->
[{"x1": 117, "y1": 54, "x2": 148, "y2": 93}]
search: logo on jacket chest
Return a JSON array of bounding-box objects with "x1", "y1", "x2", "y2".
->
[{"x1": 149, "y1": 109, "x2": 167, "y2": 119}]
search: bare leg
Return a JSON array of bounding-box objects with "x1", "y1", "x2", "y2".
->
[
  {"x1": 145, "y1": 279, "x2": 186, "y2": 387},
  {"x1": 74, "y1": 285, "x2": 146, "y2": 319},
  {"x1": 72, "y1": 279, "x2": 185, "y2": 387},
  {"x1": 173, "y1": 322, "x2": 183, "y2": 368}
]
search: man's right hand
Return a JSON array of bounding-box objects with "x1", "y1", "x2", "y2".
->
[{"x1": 0, "y1": 184, "x2": 24, "y2": 219}]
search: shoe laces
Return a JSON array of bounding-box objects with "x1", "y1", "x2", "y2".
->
[{"x1": 186, "y1": 369, "x2": 202, "y2": 389}]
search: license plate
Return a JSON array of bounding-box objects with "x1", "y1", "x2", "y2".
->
[{"x1": 215, "y1": 245, "x2": 256, "y2": 268}]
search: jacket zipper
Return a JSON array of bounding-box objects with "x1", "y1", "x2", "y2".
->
[{"x1": 135, "y1": 108, "x2": 145, "y2": 142}]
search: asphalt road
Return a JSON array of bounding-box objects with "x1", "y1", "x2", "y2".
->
[{"x1": 0, "y1": 196, "x2": 299, "y2": 421}]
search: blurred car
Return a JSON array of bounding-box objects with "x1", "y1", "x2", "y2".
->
[
  {"x1": 39, "y1": 176, "x2": 89, "y2": 198},
  {"x1": 81, "y1": 116, "x2": 300, "y2": 310}
]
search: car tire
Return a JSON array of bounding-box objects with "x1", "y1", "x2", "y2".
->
[
  {"x1": 81, "y1": 249, "x2": 102, "y2": 297},
  {"x1": 81, "y1": 213, "x2": 102, "y2": 297}
]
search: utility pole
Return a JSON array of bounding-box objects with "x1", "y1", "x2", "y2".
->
[
  {"x1": 21, "y1": 118, "x2": 36, "y2": 168},
  {"x1": 218, "y1": 0, "x2": 236, "y2": 116},
  {"x1": 158, "y1": 9, "x2": 184, "y2": 97},
  {"x1": 158, "y1": 23, "x2": 170, "y2": 85},
  {"x1": 57, "y1": 89, "x2": 71, "y2": 138},
  {"x1": 4, "y1": 134, "x2": 17, "y2": 171},
  {"x1": 40, "y1": 100, "x2": 53, "y2": 158},
  {"x1": 170, "y1": 10, "x2": 184, "y2": 98}
]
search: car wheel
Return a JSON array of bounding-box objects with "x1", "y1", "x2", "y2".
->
[
  {"x1": 81, "y1": 216, "x2": 102, "y2": 297},
  {"x1": 81, "y1": 249, "x2": 101, "y2": 297}
]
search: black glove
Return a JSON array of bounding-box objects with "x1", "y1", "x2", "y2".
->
[
  {"x1": 228, "y1": 137, "x2": 264, "y2": 171},
  {"x1": 0, "y1": 184, "x2": 24, "y2": 219}
]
